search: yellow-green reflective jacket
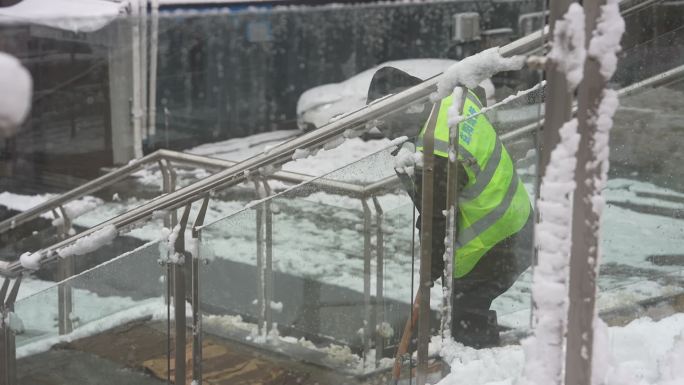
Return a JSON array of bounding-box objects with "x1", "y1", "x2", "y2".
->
[{"x1": 417, "y1": 91, "x2": 531, "y2": 278}]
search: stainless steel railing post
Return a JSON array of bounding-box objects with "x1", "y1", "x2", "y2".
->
[
  {"x1": 371, "y1": 197, "x2": 385, "y2": 367},
  {"x1": 1, "y1": 275, "x2": 21, "y2": 385},
  {"x1": 261, "y1": 180, "x2": 274, "y2": 333},
  {"x1": 55, "y1": 206, "x2": 74, "y2": 335},
  {"x1": 416, "y1": 103, "x2": 439, "y2": 385},
  {"x1": 361, "y1": 199, "x2": 373, "y2": 367},
  {"x1": 173, "y1": 204, "x2": 191, "y2": 385},
  {"x1": 191, "y1": 196, "x2": 209, "y2": 385}
]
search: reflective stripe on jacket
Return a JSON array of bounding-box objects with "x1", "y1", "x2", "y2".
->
[{"x1": 416, "y1": 91, "x2": 531, "y2": 278}]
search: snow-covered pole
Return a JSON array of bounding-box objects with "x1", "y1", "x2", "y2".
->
[
  {"x1": 538, "y1": 0, "x2": 575, "y2": 181},
  {"x1": 441, "y1": 86, "x2": 466, "y2": 343},
  {"x1": 520, "y1": 2, "x2": 586, "y2": 384},
  {"x1": 565, "y1": 0, "x2": 625, "y2": 384},
  {"x1": 253, "y1": 178, "x2": 268, "y2": 338}
]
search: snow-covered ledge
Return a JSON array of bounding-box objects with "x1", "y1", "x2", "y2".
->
[{"x1": 0, "y1": 0, "x2": 129, "y2": 33}]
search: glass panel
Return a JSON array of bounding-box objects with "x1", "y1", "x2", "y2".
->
[
  {"x1": 14, "y1": 240, "x2": 166, "y2": 384},
  {"x1": 597, "y1": 77, "x2": 684, "y2": 324},
  {"x1": 13, "y1": 280, "x2": 60, "y2": 349}
]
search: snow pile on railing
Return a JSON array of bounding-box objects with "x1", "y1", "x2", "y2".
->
[
  {"x1": 431, "y1": 47, "x2": 526, "y2": 102},
  {"x1": 57, "y1": 225, "x2": 118, "y2": 258},
  {"x1": 520, "y1": 118, "x2": 580, "y2": 385},
  {"x1": 51, "y1": 196, "x2": 104, "y2": 227},
  {"x1": 547, "y1": 4, "x2": 586, "y2": 89}
]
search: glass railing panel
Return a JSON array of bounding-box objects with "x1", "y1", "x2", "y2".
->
[
  {"x1": 13, "y1": 281, "x2": 60, "y2": 350},
  {"x1": 597, "y1": 78, "x2": 684, "y2": 308},
  {"x1": 14, "y1": 240, "x2": 167, "y2": 376}
]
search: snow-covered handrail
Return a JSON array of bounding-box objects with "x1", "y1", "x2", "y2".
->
[{"x1": 0, "y1": 8, "x2": 657, "y2": 277}]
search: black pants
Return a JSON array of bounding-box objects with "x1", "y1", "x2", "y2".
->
[{"x1": 404, "y1": 160, "x2": 533, "y2": 348}]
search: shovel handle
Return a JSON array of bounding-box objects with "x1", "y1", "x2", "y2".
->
[{"x1": 392, "y1": 289, "x2": 421, "y2": 381}]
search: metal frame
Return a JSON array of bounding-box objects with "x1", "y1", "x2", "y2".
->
[
  {"x1": 4, "y1": 57, "x2": 679, "y2": 280},
  {"x1": 0, "y1": 276, "x2": 21, "y2": 385},
  {"x1": 0, "y1": 22, "x2": 557, "y2": 279},
  {"x1": 191, "y1": 196, "x2": 209, "y2": 385},
  {"x1": 416, "y1": 102, "x2": 439, "y2": 385},
  {"x1": 253, "y1": 177, "x2": 274, "y2": 337},
  {"x1": 371, "y1": 197, "x2": 385, "y2": 366},
  {"x1": 172, "y1": 203, "x2": 192, "y2": 385},
  {"x1": 566, "y1": 0, "x2": 612, "y2": 383},
  {"x1": 1, "y1": 6, "x2": 676, "y2": 380}
]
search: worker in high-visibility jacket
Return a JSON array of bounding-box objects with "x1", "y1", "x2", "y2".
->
[{"x1": 367, "y1": 67, "x2": 533, "y2": 348}]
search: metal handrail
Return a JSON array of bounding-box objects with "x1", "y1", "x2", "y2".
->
[
  {"x1": 2, "y1": 1, "x2": 670, "y2": 276},
  {"x1": 0, "y1": 77, "x2": 448, "y2": 276},
  {"x1": 500, "y1": 63, "x2": 684, "y2": 143},
  {"x1": 0, "y1": 148, "x2": 391, "y2": 235}
]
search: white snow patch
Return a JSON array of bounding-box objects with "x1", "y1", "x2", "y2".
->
[
  {"x1": 4, "y1": 311, "x2": 25, "y2": 333},
  {"x1": 437, "y1": 314, "x2": 684, "y2": 385},
  {"x1": 393, "y1": 142, "x2": 422, "y2": 176},
  {"x1": 547, "y1": 3, "x2": 586, "y2": 89},
  {"x1": 588, "y1": 0, "x2": 626, "y2": 80},
  {"x1": 520, "y1": 118, "x2": 580, "y2": 385},
  {"x1": 0, "y1": 0, "x2": 128, "y2": 33},
  {"x1": 19, "y1": 252, "x2": 42, "y2": 271},
  {"x1": 0, "y1": 52, "x2": 32, "y2": 135},
  {"x1": 292, "y1": 148, "x2": 311, "y2": 160},
  {"x1": 51, "y1": 196, "x2": 103, "y2": 227},
  {"x1": 432, "y1": 48, "x2": 525, "y2": 101},
  {"x1": 56, "y1": 225, "x2": 118, "y2": 258}
]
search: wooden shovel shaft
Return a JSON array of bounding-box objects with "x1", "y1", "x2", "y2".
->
[{"x1": 392, "y1": 290, "x2": 421, "y2": 381}]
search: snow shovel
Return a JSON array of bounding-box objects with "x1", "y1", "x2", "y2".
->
[{"x1": 392, "y1": 289, "x2": 421, "y2": 384}]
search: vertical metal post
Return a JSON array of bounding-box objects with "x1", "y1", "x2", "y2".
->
[
  {"x1": 262, "y1": 180, "x2": 274, "y2": 332},
  {"x1": 148, "y1": 0, "x2": 159, "y2": 141},
  {"x1": 191, "y1": 196, "x2": 209, "y2": 385},
  {"x1": 540, "y1": 0, "x2": 575, "y2": 180},
  {"x1": 159, "y1": 159, "x2": 178, "y2": 227},
  {"x1": 533, "y1": 0, "x2": 576, "y2": 331},
  {"x1": 1, "y1": 275, "x2": 22, "y2": 385},
  {"x1": 159, "y1": 158, "x2": 177, "y2": 385},
  {"x1": 55, "y1": 206, "x2": 74, "y2": 335},
  {"x1": 361, "y1": 199, "x2": 373, "y2": 365},
  {"x1": 442, "y1": 88, "x2": 466, "y2": 341},
  {"x1": 173, "y1": 204, "x2": 191, "y2": 385},
  {"x1": 372, "y1": 197, "x2": 385, "y2": 366},
  {"x1": 160, "y1": 159, "x2": 177, "y2": 311},
  {"x1": 253, "y1": 180, "x2": 267, "y2": 336},
  {"x1": 1, "y1": 279, "x2": 11, "y2": 385},
  {"x1": 417, "y1": 103, "x2": 440, "y2": 385},
  {"x1": 566, "y1": 0, "x2": 613, "y2": 383},
  {"x1": 139, "y1": 0, "x2": 148, "y2": 143}
]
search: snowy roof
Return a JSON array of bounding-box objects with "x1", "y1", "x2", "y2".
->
[{"x1": 0, "y1": 0, "x2": 129, "y2": 33}]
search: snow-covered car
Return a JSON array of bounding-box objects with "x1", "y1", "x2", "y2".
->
[{"x1": 296, "y1": 59, "x2": 457, "y2": 132}]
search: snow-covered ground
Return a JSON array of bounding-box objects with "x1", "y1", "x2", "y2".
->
[{"x1": 436, "y1": 313, "x2": 684, "y2": 385}]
